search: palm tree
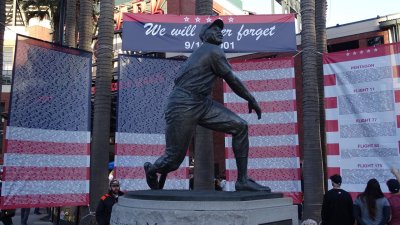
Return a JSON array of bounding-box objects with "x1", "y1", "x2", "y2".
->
[
  {"x1": 300, "y1": 0, "x2": 325, "y2": 221},
  {"x1": 195, "y1": 0, "x2": 212, "y2": 15},
  {"x1": 193, "y1": 0, "x2": 215, "y2": 191},
  {"x1": 64, "y1": 0, "x2": 77, "y2": 47},
  {"x1": 89, "y1": 0, "x2": 114, "y2": 209},
  {"x1": 79, "y1": 0, "x2": 93, "y2": 51},
  {"x1": 315, "y1": 0, "x2": 328, "y2": 190},
  {"x1": 66, "y1": 0, "x2": 100, "y2": 48}
]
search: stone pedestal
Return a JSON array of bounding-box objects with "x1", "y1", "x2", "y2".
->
[{"x1": 110, "y1": 190, "x2": 298, "y2": 225}]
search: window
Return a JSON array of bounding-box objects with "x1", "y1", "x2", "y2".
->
[
  {"x1": 367, "y1": 36, "x2": 384, "y2": 46},
  {"x1": 328, "y1": 40, "x2": 359, "y2": 53},
  {"x1": 2, "y1": 47, "x2": 14, "y2": 85}
]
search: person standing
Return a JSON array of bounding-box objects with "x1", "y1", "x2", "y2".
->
[
  {"x1": 387, "y1": 167, "x2": 400, "y2": 225},
  {"x1": 96, "y1": 179, "x2": 124, "y2": 225},
  {"x1": 0, "y1": 173, "x2": 15, "y2": 225},
  {"x1": 20, "y1": 208, "x2": 30, "y2": 225},
  {"x1": 354, "y1": 178, "x2": 390, "y2": 225},
  {"x1": 321, "y1": 174, "x2": 354, "y2": 225}
]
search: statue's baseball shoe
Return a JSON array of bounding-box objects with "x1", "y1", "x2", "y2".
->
[
  {"x1": 144, "y1": 162, "x2": 159, "y2": 190},
  {"x1": 235, "y1": 178, "x2": 271, "y2": 192}
]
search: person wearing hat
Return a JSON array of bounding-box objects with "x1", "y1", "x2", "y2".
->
[
  {"x1": 144, "y1": 19, "x2": 270, "y2": 192},
  {"x1": 96, "y1": 179, "x2": 124, "y2": 225},
  {"x1": 387, "y1": 167, "x2": 400, "y2": 225},
  {"x1": 321, "y1": 174, "x2": 354, "y2": 225}
]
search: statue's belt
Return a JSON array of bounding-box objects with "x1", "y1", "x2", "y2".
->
[{"x1": 173, "y1": 86, "x2": 210, "y2": 100}]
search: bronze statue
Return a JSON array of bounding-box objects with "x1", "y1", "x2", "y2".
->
[{"x1": 144, "y1": 19, "x2": 271, "y2": 192}]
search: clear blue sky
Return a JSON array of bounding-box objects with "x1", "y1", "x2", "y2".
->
[
  {"x1": 242, "y1": 0, "x2": 399, "y2": 27},
  {"x1": 326, "y1": 0, "x2": 399, "y2": 27}
]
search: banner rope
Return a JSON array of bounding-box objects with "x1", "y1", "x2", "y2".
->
[
  {"x1": 314, "y1": 50, "x2": 323, "y2": 55},
  {"x1": 292, "y1": 50, "x2": 303, "y2": 58},
  {"x1": 292, "y1": 49, "x2": 324, "y2": 57}
]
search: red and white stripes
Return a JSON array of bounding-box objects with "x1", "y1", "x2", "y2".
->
[
  {"x1": 1, "y1": 126, "x2": 90, "y2": 209},
  {"x1": 324, "y1": 43, "x2": 400, "y2": 196},
  {"x1": 114, "y1": 133, "x2": 189, "y2": 191},
  {"x1": 224, "y1": 58, "x2": 302, "y2": 203}
]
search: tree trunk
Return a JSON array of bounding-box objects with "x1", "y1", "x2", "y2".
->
[
  {"x1": 64, "y1": 0, "x2": 77, "y2": 47},
  {"x1": 195, "y1": 0, "x2": 212, "y2": 15},
  {"x1": 193, "y1": 0, "x2": 214, "y2": 191},
  {"x1": 79, "y1": 0, "x2": 93, "y2": 51},
  {"x1": 89, "y1": 0, "x2": 114, "y2": 210},
  {"x1": 315, "y1": 0, "x2": 328, "y2": 191},
  {"x1": 52, "y1": 0, "x2": 61, "y2": 43},
  {"x1": 193, "y1": 127, "x2": 215, "y2": 190},
  {"x1": 300, "y1": 0, "x2": 325, "y2": 221}
]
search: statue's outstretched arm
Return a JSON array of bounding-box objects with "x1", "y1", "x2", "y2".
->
[{"x1": 223, "y1": 71, "x2": 262, "y2": 119}]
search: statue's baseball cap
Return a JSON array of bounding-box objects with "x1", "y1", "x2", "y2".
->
[
  {"x1": 387, "y1": 179, "x2": 400, "y2": 193},
  {"x1": 199, "y1": 19, "x2": 224, "y2": 41},
  {"x1": 330, "y1": 174, "x2": 342, "y2": 185}
]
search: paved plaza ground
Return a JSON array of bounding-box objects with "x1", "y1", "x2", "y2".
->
[{"x1": 10, "y1": 208, "x2": 52, "y2": 225}]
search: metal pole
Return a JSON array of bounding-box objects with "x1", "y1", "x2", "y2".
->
[
  {"x1": 58, "y1": 0, "x2": 66, "y2": 44},
  {"x1": 271, "y1": 0, "x2": 275, "y2": 14},
  {"x1": 57, "y1": 207, "x2": 60, "y2": 225},
  {"x1": 75, "y1": 206, "x2": 80, "y2": 225},
  {"x1": 395, "y1": 19, "x2": 400, "y2": 42},
  {"x1": 12, "y1": 0, "x2": 17, "y2": 26}
]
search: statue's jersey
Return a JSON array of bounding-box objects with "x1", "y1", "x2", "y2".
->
[{"x1": 173, "y1": 43, "x2": 231, "y2": 98}]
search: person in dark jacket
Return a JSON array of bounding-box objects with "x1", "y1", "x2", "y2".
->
[
  {"x1": 321, "y1": 174, "x2": 354, "y2": 225},
  {"x1": 96, "y1": 179, "x2": 124, "y2": 225}
]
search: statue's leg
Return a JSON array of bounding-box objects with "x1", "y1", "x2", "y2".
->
[
  {"x1": 158, "y1": 173, "x2": 168, "y2": 189},
  {"x1": 199, "y1": 101, "x2": 270, "y2": 192},
  {"x1": 144, "y1": 111, "x2": 196, "y2": 189}
]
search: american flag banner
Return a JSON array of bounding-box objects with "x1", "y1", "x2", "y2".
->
[
  {"x1": 224, "y1": 58, "x2": 302, "y2": 203},
  {"x1": 324, "y1": 42, "x2": 400, "y2": 198},
  {"x1": 1, "y1": 35, "x2": 92, "y2": 209},
  {"x1": 115, "y1": 55, "x2": 189, "y2": 191}
]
